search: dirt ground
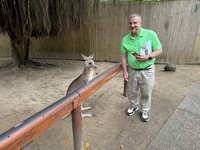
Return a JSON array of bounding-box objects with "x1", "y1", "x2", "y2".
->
[{"x1": 0, "y1": 58, "x2": 200, "y2": 150}]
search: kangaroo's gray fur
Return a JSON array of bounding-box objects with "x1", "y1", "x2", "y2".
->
[{"x1": 63, "y1": 54, "x2": 97, "y2": 118}]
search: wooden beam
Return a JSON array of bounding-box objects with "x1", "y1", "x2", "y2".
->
[{"x1": 0, "y1": 95, "x2": 77, "y2": 150}]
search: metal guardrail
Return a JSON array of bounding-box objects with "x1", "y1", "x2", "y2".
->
[{"x1": 0, "y1": 63, "x2": 122, "y2": 150}]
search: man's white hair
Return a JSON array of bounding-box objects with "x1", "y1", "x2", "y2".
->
[{"x1": 129, "y1": 13, "x2": 142, "y2": 22}]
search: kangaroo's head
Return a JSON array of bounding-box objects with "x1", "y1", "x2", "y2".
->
[{"x1": 81, "y1": 54, "x2": 97, "y2": 70}]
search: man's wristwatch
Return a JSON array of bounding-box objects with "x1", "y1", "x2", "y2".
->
[{"x1": 148, "y1": 56, "x2": 153, "y2": 60}]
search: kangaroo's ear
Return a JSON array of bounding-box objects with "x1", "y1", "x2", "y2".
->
[
  {"x1": 89, "y1": 54, "x2": 95, "y2": 59},
  {"x1": 81, "y1": 54, "x2": 88, "y2": 60}
]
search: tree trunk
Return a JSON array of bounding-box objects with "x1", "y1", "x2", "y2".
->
[{"x1": 10, "y1": 34, "x2": 30, "y2": 67}]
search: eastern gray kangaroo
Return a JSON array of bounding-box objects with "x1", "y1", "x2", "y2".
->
[{"x1": 65, "y1": 54, "x2": 97, "y2": 118}]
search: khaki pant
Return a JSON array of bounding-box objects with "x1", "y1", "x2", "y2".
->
[{"x1": 128, "y1": 64, "x2": 155, "y2": 112}]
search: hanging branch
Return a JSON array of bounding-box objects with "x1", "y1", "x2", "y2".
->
[{"x1": 0, "y1": 0, "x2": 99, "y2": 67}]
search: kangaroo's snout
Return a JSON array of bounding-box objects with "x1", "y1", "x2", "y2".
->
[{"x1": 93, "y1": 64, "x2": 97, "y2": 69}]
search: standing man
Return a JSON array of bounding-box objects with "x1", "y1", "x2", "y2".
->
[{"x1": 121, "y1": 14, "x2": 162, "y2": 122}]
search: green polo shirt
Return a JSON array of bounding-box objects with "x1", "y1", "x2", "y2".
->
[{"x1": 121, "y1": 28, "x2": 162, "y2": 69}]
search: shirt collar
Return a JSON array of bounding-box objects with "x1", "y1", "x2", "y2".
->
[{"x1": 130, "y1": 28, "x2": 144, "y2": 39}]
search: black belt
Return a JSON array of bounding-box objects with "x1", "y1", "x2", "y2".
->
[{"x1": 132, "y1": 65, "x2": 152, "y2": 71}]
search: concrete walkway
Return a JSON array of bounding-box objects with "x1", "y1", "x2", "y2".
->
[{"x1": 147, "y1": 82, "x2": 200, "y2": 150}]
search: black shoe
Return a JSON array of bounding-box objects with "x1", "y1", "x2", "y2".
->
[
  {"x1": 141, "y1": 111, "x2": 149, "y2": 122},
  {"x1": 127, "y1": 106, "x2": 138, "y2": 116}
]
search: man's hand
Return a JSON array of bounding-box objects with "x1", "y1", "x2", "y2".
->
[
  {"x1": 123, "y1": 70, "x2": 128, "y2": 81},
  {"x1": 135, "y1": 54, "x2": 150, "y2": 61}
]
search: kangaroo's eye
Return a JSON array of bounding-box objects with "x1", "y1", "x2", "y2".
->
[{"x1": 89, "y1": 62, "x2": 92, "y2": 65}]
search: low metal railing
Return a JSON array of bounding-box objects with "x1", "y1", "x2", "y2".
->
[{"x1": 0, "y1": 63, "x2": 122, "y2": 150}]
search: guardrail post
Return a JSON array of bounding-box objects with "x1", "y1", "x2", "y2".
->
[{"x1": 71, "y1": 104, "x2": 84, "y2": 150}]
